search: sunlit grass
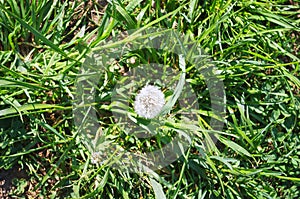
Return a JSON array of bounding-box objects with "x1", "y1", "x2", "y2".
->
[{"x1": 0, "y1": 0, "x2": 299, "y2": 198}]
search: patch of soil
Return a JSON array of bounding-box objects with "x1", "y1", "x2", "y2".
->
[{"x1": 0, "y1": 166, "x2": 28, "y2": 198}]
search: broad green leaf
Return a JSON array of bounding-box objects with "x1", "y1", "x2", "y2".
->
[
  {"x1": 0, "y1": 103, "x2": 66, "y2": 117},
  {"x1": 149, "y1": 178, "x2": 166, "y2": 199},
  {"x1": 219, "y1": 137, "x2": 252, "y2": 157}
]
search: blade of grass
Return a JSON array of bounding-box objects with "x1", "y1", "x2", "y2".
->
[{"x1": 0, "y1": 4, "x2": 73, "y2": 60}]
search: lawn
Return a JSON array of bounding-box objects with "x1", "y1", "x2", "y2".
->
[{"x1": 0, "y1": 0, "x2": 299, "y2": 198}]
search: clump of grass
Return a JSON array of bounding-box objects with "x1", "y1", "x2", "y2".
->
[{"x1": 0, "y1": 0, "x2": 299, "y2": 198}]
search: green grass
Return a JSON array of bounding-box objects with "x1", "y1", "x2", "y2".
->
[{"x1": 0, "y1": 0, "x2": 299, "y2": 198}]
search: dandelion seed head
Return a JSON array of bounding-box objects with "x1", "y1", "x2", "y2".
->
[{"x1": 134, "y1": 85, "x2": 165, "y2": 119}]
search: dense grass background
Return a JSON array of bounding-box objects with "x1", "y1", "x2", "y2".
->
[{"x1": 0, "y1": 0, "x2": 299, "y2": 198}]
